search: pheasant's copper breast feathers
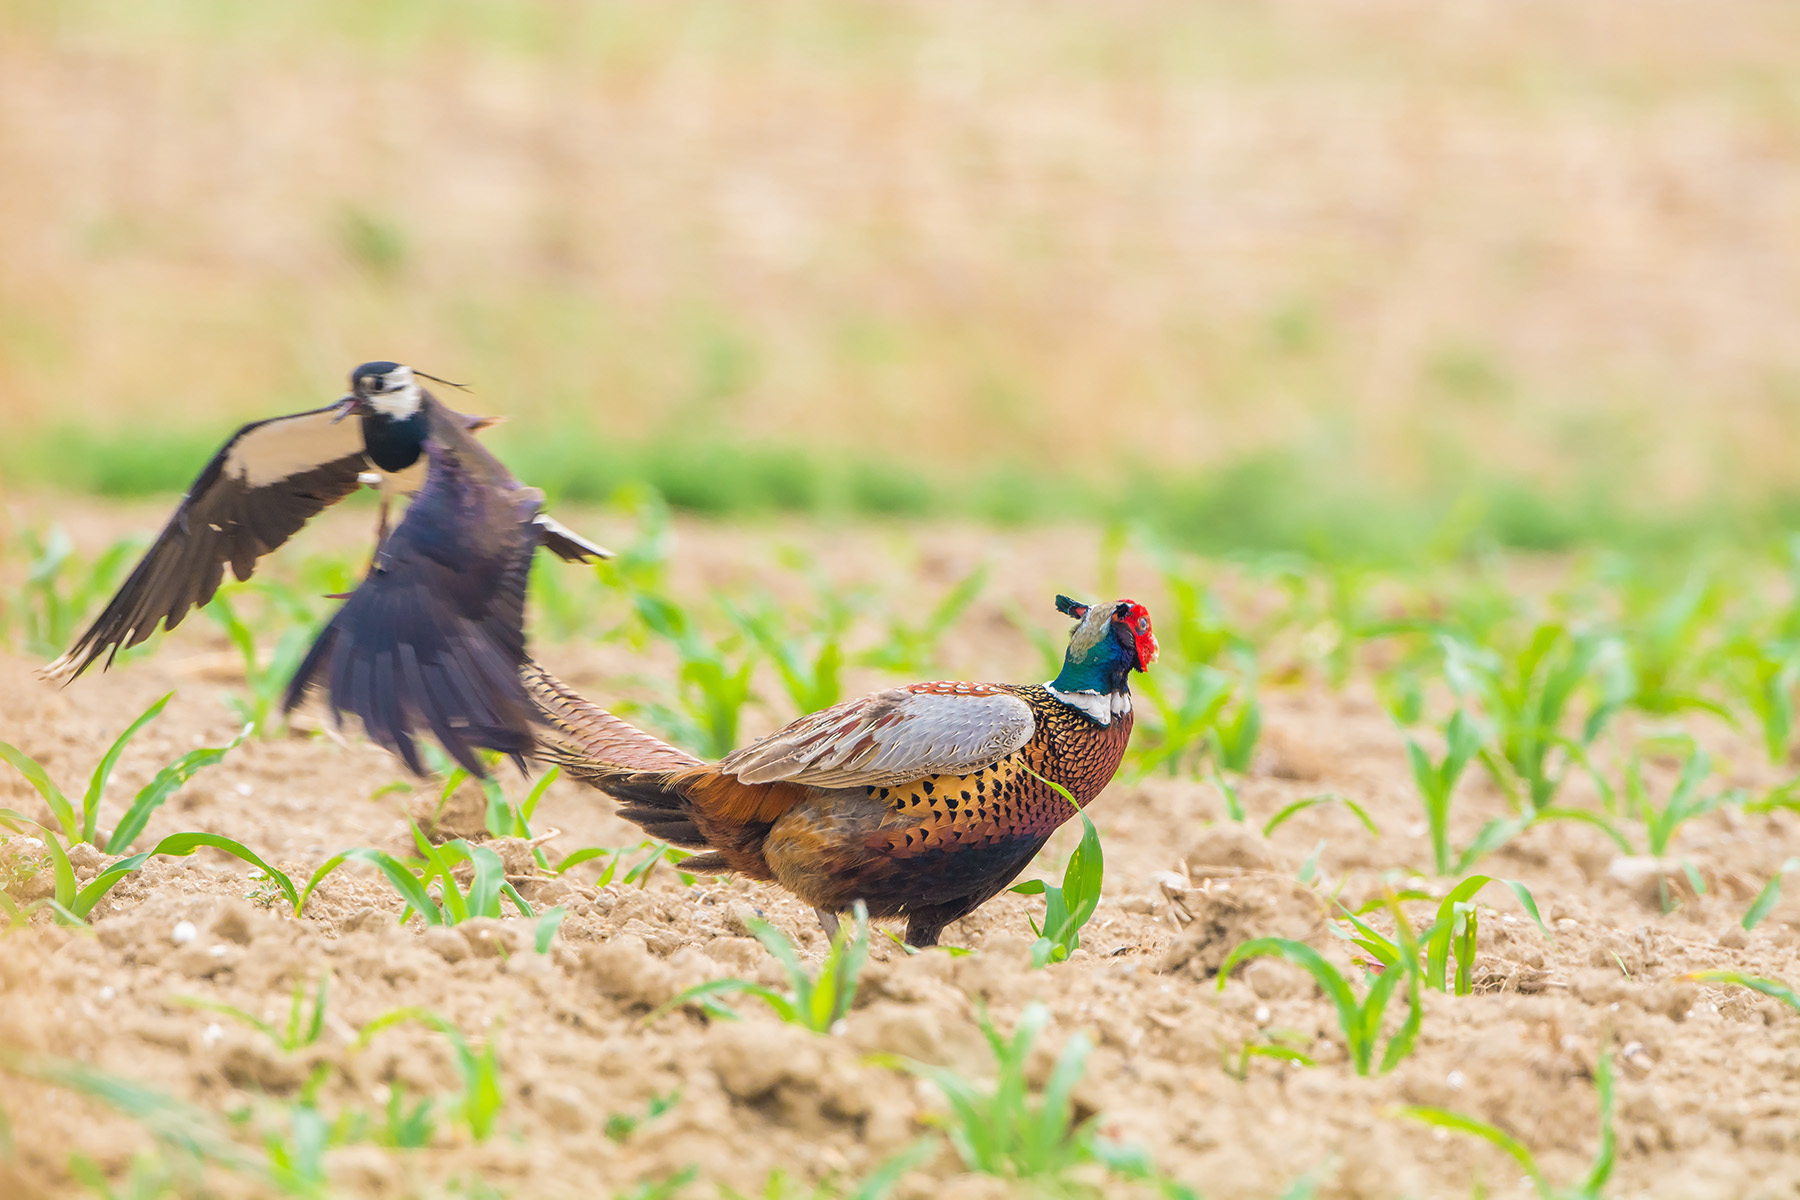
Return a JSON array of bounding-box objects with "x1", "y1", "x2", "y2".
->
[{"x1": 719, "y1": 685, "x2": 1036, "y2": 788}]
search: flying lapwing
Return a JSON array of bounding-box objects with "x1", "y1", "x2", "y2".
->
[{"x1": 41, "y1": 362, "x2": 608, "y2": 718}]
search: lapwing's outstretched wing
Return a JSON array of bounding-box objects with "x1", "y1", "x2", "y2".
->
[
  {"x1": 282, "y1": 439, "x2": 542, "y2": 777},
  {"x1": 43, "y1": 404, "x2": 369, "y2": 681}
]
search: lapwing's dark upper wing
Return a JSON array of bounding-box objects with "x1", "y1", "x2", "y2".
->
[
  {"x1": 44, "y1": 404, "x2": 369, "y2": 681},
  {"x1": 282, "y1": 438, "x2": 542, "y2": 776}
]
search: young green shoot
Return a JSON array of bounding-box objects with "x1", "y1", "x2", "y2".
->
[
  {"x1": 1624, "y1": 743, "x2": 1728, "y2": 912},
  {"x1": 652, "y1": 902, "x2": 870, "y2": 1033},
  {"x1": 873, "y1": 1001, "x2": 1160, "y2": 1186},
  {"x1": 1397, "y1": 1049, "x2": 1616, "y2": 1200},
  {"x1": 172, "y1": 973, "x2": 330, "y2": 1053},
  {"x1": 1741, "y1": 858, "x2": 1800, "y2": 930},
  {"x1": 1403, "y1": 708, "x2": 1483, "y2": 875},
  {"x1": 0, "y1": 816, "x2": 296, "y2": 926},
  {"x1": 604, "y1": 1090, "x2": 681, "y2": 1143},
  {"x1": 207, "y1": 590, "x2": 317, "y2": 739},
  {"x1": 0, "y1": 692, "x2": 245, "y2": 850},
  {"x1": 295, "y1": 824, "x2": 533, "y2": 926},
  {"x1": 352, "y1": 1009, "x2": 504, "y2": 1143},
  {"x1": 1685, "y1": 970, "x2": 1800, "y2": 1014},
  {"x1": 1218, "y1": 936, "x2": 1422, "y2": 1076},
  {"x1": 1011, "y1": 796, "x2": 1104, "y2": 967},
  {"x1": 1336, "y1": 877, "x2": 1548, "y2": 996}
]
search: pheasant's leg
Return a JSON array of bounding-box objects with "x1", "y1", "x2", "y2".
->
[
  {"x1": 815, "y1": 908, "x2": 842, "y2": 944},
  {"x1": 903, "y1": 917, "x2": 944, "y2": 948}
]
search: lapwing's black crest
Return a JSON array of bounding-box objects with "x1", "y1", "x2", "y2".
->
[{"x1": 45, "y1": 362, "x2": 612, "y2": 777}]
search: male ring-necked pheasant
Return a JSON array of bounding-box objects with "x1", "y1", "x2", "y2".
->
[{"x1": 530, "y1": 595, "x2": 1156, "y2": 946}]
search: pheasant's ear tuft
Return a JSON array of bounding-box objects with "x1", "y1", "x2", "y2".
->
[{"x1": 1055, "y1": 594, "x2": 1090, "y2": 619}]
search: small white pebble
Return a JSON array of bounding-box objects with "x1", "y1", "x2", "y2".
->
[
  {"x1": 172, "y1": 921, "x2": 198, "y2": 945},
  {"x1": 209, "y1": 944, "x2": 228, "y2": 958},
  {"x1": 235, "y1": 782, "x2": 253, "y2": 797},
  {"x1": 1447, "y1": 1070, "x2": 1467, "y2": 1090},
  {"x1": 372, "y1": 1084, "x2": 391, "y2": 1104},
  {"x1": 99, "y1": 986, "x2": 115, "y2": 1001},
  {"x1": 1254, "y1": 1005, "x2": 1271, "y2": 1024},
  {"x1": 201, "y1": 1022, "x2": 224, "y2": 1047}
]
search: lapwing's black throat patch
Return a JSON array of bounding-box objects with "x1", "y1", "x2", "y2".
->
[{"x1": 361, "y1": 409, "x2": 429, "y2": 473}]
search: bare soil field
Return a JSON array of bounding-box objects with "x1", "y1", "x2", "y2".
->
[{"x1": 2, "y1": 503, "x2": 1800, "y2": 1199}]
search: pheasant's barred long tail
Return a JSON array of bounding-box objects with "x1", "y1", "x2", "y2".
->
[{"x1": 520, "y1": 658, "x2": 704, "y2": 777}]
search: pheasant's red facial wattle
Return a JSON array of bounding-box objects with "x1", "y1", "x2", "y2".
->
[{"x1": 1112, "y1": 601, "x2": 1157, "y2": 672}]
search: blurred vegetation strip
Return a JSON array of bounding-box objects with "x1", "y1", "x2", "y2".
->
[{"x1": 3, "y1": 423, "x2": 1785, "y2": 560}]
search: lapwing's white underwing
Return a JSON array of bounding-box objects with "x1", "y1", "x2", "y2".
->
[{"x1": 44, "y1": 361, "x2": 610, "y2": 776}]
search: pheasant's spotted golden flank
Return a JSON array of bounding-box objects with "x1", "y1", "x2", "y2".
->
[{"x1": 535, "y1": 594, "x2": 1157, "y2": 947}]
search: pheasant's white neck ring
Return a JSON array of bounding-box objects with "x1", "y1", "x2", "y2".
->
[{"x1": 1045, "y1": 682, "x2": 1130, "y2": 726}]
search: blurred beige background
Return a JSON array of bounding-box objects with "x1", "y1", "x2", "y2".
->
[{"x1": 2, "y1": 0, "x2": 1797, "y2": 532}]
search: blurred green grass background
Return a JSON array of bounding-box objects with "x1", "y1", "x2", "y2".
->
[{"x1": 3, "y1": 0, "x2": 1800, "y2": 559}]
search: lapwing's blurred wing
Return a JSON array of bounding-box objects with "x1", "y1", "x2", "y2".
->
[
  {"x1": 41, "y1": 403, "x2": 368, "y2": 682},
  {"x1": 533, "y1": 513, "x2": 613, "y2": 562},
  {"x1": 281, "y1": 438, "x2": 544, "y2": 777}
]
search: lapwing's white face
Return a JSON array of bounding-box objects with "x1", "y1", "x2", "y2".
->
[{"x1": 360, "y1": 365, "x2": 423, "y2": 419}]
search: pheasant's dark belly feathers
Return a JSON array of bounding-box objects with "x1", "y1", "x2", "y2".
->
[{"x1": 760, "y1": 685, "x2": 1133, "y2": 933}]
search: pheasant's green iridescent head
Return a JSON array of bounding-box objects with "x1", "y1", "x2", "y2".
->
[{"x1": 1050, "y1": 594, "x2": 1157, "y2": 695}]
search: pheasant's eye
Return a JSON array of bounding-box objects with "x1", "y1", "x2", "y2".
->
[{"x1": 1137, "y1": 617, "x2": 1149, "y2": 634}]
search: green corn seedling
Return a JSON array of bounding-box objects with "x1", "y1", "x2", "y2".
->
[
  {"x1": 653, "y1": 902, "x2": 870, "y2": 1032},
  {"x1": 0, "y1": 816, "x2": 296, "y2": 926},
  {"x1": 1402, "y1": 708, "x2": 1483, "y2": 875},
  {"x1": 1208, "y1": 687, "x2": 1262, "y2": 774},
  {"x1": 1441, "y1": 623, "x2": 1625, "y2": 813},
  {"x1": 554, "y1": 839, "x2": 698, "y2": 889},
  {"x1": 1223, "y1": 1029, "x2": 1316, "y2": 1080},
  {"x1": 296, "y1": 825, "x2": 533, "y2": 925},
  {"x1": 874, "y1": 1001, "x2": 1163, "y2": 1186},
  {"x1": 206, "y1": 591, "x2": 316, "y2": 739},
  {"x1": 1624, "y1": 743, "x2": 1728, "y2": 912},
  {"x1": 172, "y1": 973, "x2": 330, "y2": 1053},
  {"x1": 11, "y1": 526, "x2": 141, "y2": 659},
  {"x1": 613, "y1": 1170, "x2": 700, "y2": 1200},
  {"x1": 1724, "y1": 636, "x2": 1800, "y2": 765},
  {"x1": 1336, "y1": 877, "x2": 1547, "y2": 996},
  {"x1": 1398, "y1": 1049, "x2": 1616, "y2": 1200},
  {"x1": 1741, "y1": 858, "x2": 1800, "y2": 930},
  {"x1": 603, "y1": 1090, "x2": 681, "y2": 1143},
  {"x1": 631, "y1": 590, "x2": 758, "y2": 759},
  {"x1": 1010, "y1": 800, "x2": 1103, "y2": 967},
  {"x1": 0, "y1": 692, "x2": 245, "y2": 850},
  {"x1": 1686, "y1": 970, "x2": 1800, "y2": 1014},
  {"x1": 1130, "y1": 664, "x2": 1234, "y2": 778},
  {"x1": 1218, "y1": 937, "x2": 1422, "y2": 1076},
  {"x1": 725, "y1": 589, "x2": 852, "y2": 716},
  {"x1": 719, "y1": 1139, "x2": 936, "y2": 1200},
  {"x1": 0, "y1": 1047, "x2": 270, "y2": 1184},
  {"x1": 352, "y1": 1009, "x2": 504, "y2": 1143},
  {"x1": 858, "y1": 564, "x2": 987, "y2": 675},
  {"x1": 1262, "y1": 793, "x2": 1380, "y2": 840}
]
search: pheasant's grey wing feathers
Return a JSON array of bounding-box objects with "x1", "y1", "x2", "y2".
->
[{"x1": 722, "y1": 688, "x2": 1035, "y2": 787}]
